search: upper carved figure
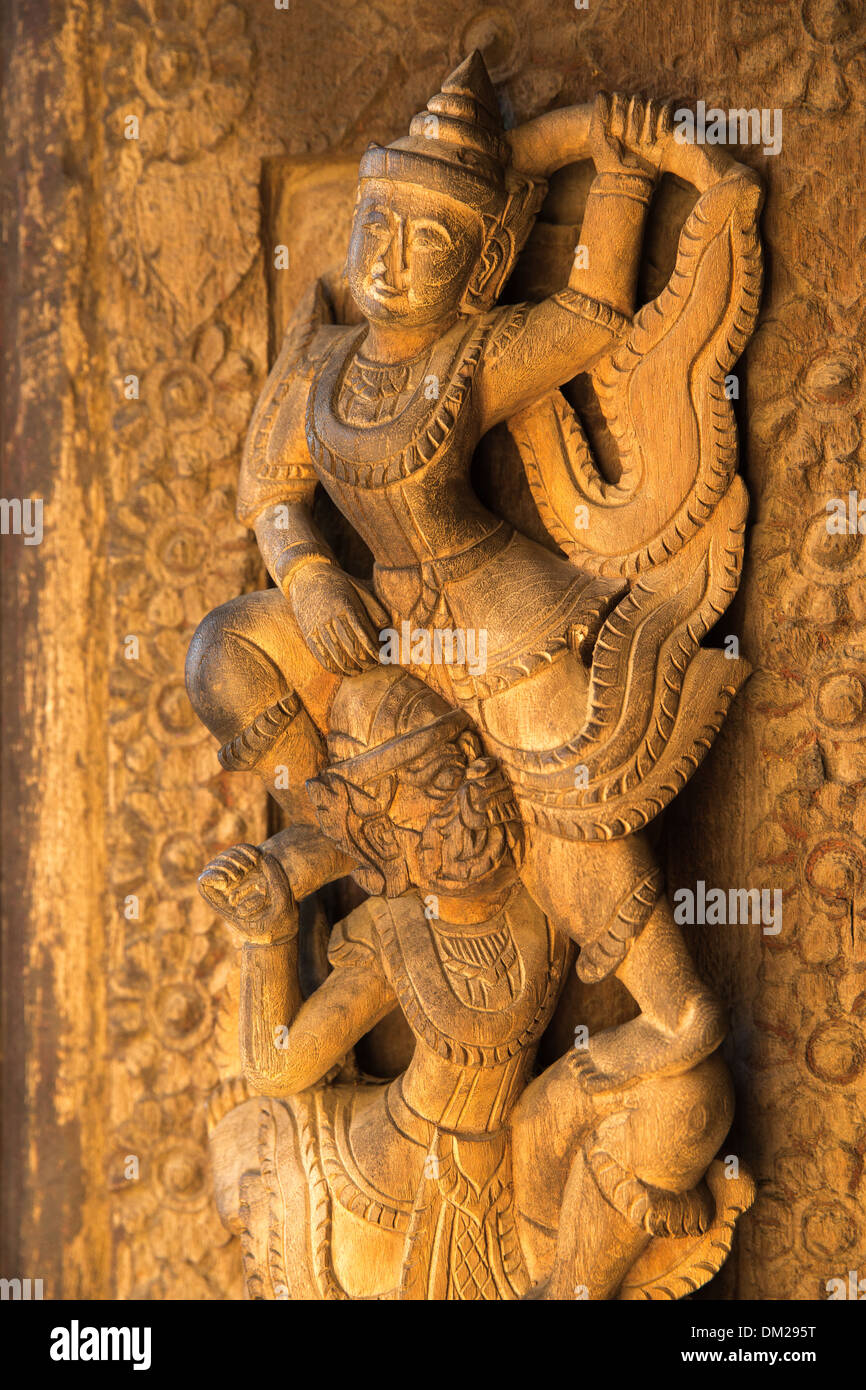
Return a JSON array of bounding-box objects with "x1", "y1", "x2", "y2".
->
[{"x1": 186, "y1": 50, "x2": 764, "y2": 1299}]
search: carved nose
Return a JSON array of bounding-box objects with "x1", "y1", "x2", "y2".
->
[{"x1": 385, "y1": 219, "x2": 409, "y2": 287}]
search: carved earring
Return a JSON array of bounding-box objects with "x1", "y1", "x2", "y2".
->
[{"x1": 362, "y1": 813, "x2": 401, "y2": 863}]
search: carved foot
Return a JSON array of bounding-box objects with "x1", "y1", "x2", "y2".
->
[{"x1": 618, "y1": 1158, "x2": 756, "y2": 1300}]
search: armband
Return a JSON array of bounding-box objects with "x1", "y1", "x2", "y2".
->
[{"x1": 550, "y1": 288, "x2": 631, "y2": 341}]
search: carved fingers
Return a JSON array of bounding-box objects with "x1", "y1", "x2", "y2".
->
[
  {"x1": 590, "y1": 91, "x2": 674, "y2": 179},
  {"x1": 571, "y1": 1005, "x2": 726, "y2": 1097},
  {"x1": 289, "y1": 563, "x2": 383, "y2": 675},
  {"x1": 570, "y1": 1018, "x2": 676, "y2": 1094},
  {"x1": 336, "y1": 611, "x2": 381, "y2": 668},
  {"x1": 570, "y1": 1043, "x2": 640, "y2": 1095},
  {"x1": 198, "y1": 843, "x2": 297, "y2": 943},
  {"x1": 633, "y1": 97, "x2": 675, "y2": 171},
  {"x1": 310, "y1": 610, "x2": 380, "y2": 674}
]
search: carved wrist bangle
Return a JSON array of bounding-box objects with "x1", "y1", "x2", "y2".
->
[
  {"x1": 593, "y1": 169, "x2": 655, "y2": 204},
  {"x1": 274, "y1": 544, "x2": 335, "y2": 588},
  {"x1": 239, "y1": 924, "x2": 298, "y2": 949}
]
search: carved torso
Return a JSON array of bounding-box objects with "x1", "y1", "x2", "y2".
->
[
  {"x1": 300, "y1": 313, "x2": 604, "y2": 701},
  {"x1": 287, "y1": 884, "x2": 571, "y2": 1299},
  {"x1": 304, "y1": 311, "x2": 506, "y2": 568},
  {"x1": 330, "y1": 884, "x2": 569, "y2": 1121}
]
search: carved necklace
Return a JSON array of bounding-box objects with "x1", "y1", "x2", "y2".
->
[
  {"x1": 432, "y1": 914, "x2": 524, "y2": 1010},
  {"x1": 306, "y1": 318, "x2": 487, "y2": 489},
  {"x1": 338, "y1": 344, "x2": 429, "y2": 423}
]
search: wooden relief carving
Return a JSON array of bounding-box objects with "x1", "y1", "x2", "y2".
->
[{"x1": 187, "y1": 52, "x2": 763, "y2": 1299}]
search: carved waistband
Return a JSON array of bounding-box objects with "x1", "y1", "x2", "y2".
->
[{"x1": 374, "y1": 523, "x2": 513, "y2": 623}]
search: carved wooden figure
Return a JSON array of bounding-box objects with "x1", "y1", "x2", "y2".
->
[{"x1": 187, "y1": 52, "x2": 762, "y2": 1299}]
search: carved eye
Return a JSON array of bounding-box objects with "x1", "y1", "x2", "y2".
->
[
  {"x1": 363, "y1": 211, "x2": 388, "y2": 234},
  {"x1": 411, "y1": 224, "x2": 447, "y2": 250}
]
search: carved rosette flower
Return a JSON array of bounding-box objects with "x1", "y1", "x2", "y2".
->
[
  {"x1": 752, "y1": 777, "x2": 866, "y2": 966},
  {"x1": 111, "y1": 472, "x2": 258, "y2": 631},
  {"x1": 749, "y1": 297, "x2": 865, "y2": 482},
  {"x1": 109, "y1": 1092, "x2": 242, "y2": 1298},
  {"x1": 116, "y1": 323, "x2": 257, "y2": 481},
  {"x1": 449, "y1": 5, "x2": 569, "y2": 116},
  {"x1": 748, "y1": 296, "x2": 866, "y2": 627},
  {"x1": 748, "y1": 628, "x2": 866, "y2": 782},
  {"x1": 105, "y1": 0, "x2": 253, "y2": 162},
  {"x1": 750, "y1": 492, "x2": 866, "y2": 628},
  {"x1": 747, "y1": 1063, "x2": 865, "y2": 1296}
]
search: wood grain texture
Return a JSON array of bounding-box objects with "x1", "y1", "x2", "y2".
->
[{"x1": 2, "y1": 0, "x2": 863, "y2": 1302}]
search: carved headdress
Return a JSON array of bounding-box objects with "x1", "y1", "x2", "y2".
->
[
  {"x1": 321, "y1": 666, "x2": 471, "y2": 780},
  {"x1": 359, "y1": 50, "x2": 546, "y2": 311}
]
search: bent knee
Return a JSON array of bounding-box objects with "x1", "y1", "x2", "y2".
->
[
  {"x1": 186, "y1": 594, "x2": 293, "y2": 743},
  {"x1": 601, "y1": 1051, "x2": 734, "y2": 1192}
]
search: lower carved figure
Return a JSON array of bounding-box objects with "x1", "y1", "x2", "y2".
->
[{"x1": 198, "y1": 669, "x2": 752, "y2": 1300}]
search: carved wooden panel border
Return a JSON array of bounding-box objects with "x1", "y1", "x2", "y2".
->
[{"x1": 3, "y1": 0, "x2": 864, "y2": 1300}]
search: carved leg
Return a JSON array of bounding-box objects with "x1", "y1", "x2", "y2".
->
[
  {"x1": 210, "y1": 1079, "x2": 418, "y2": 1300},
  {"x1": 511, "y1": 1050, "x2": 734, "y2": 1299},
  {"x1": 519, "y1": 823, "x2": 665, "y2": 970},
  {"x1": 186, "y1": 588, "x2": 340, "y2": 824},
  {"x1": 476, "y1": 654, "x2": 666, "y2": 953},
  {"x1": 207, "y1": 1085, "x2": 320, "y2": 1299},
  {"x1": 186, "y1": 589, "x2": 357, "y2": 893}
]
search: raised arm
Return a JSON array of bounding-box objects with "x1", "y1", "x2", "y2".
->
[
  {"x1": 479, "y1": 93, "x2": 758, "y2": 430},
  {"x1": 199, "y1": 844, "x2": 396, "y2": 1098},
  {"x1": 477, "y1": 95, "x2": 658, "y2": 427}
]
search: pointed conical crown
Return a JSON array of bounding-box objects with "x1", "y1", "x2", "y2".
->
[{"x1": 358, "y1": 50, "x2": 511, "y2": 212}]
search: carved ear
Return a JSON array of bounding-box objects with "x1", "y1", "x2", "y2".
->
[
  {"x1": 362, "y1": 812, "x2": 400, "y2": 863},
  {"x1": 460, "y1": 229, "x2": 509, "y2": 314},
  {"x1": 306, "y1": 773, "x2": 353, "y2": 852},
  {"x1": 461, "y1": 174, "x2": 547, "y2": 314},
  {"x1": 356, "y1": 813, "x2": 410, "y2": 898}
]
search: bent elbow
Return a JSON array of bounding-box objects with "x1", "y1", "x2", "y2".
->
[{"x1": 241, "y1": 1027, "x2": 326, "y2": 1098}]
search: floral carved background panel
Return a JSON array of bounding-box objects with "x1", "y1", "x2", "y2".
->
[{"x1": 2, "y1": 0, "x2": 864, "y2": 1300}]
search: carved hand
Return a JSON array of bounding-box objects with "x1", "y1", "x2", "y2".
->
[
  {"x1": 570, "y1": 996, "x2": 725, "y2": 1094},
  {"x1": 198, "y1": 844, "x2": 298, "y2": 945},
  {"x1": 287, "y1": 560, "x2": 386, "y2": 675},
  {"x1": 589, "y1": 92, "x2": 672, "y2": 179}
]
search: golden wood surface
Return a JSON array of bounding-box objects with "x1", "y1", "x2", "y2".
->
[{"x1": 3, "y1": 1, "x2": 865, "y2": 1303}]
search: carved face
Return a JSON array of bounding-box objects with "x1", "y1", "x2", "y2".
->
[
  {"x1": 403, "y1": 742, "x2": 523, "y2": 897},
  {"x1": 308, "y1": 729, "x2": 523, "y2": 900},
  {"x1": 347, "y1": 178, "x2": 484, "y2": 327}
]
